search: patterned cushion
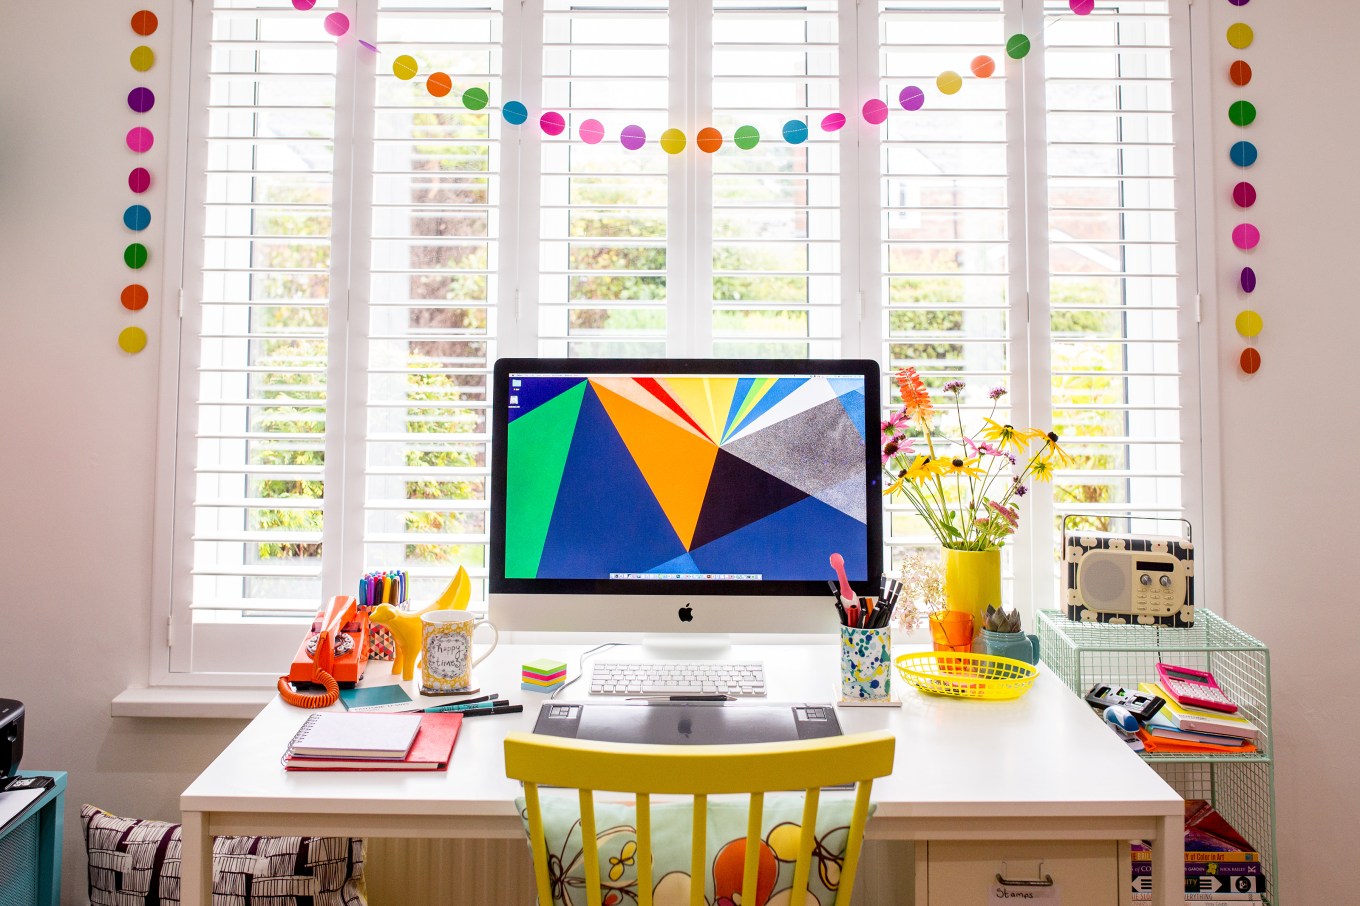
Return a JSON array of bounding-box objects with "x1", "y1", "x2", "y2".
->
[
  {"x1": 81, "y1": 804, "x2": 367, "y2": 906},
  {"x1": 516, "y1": 792, "x2": 867, "y2": 906}
]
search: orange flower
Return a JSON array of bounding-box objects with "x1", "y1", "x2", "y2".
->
[{"x1": 895, "y1": 367, "x2": 935, "y2": 424}]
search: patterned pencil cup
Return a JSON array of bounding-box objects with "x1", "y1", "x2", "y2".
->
[
  {"x1": 420, "y1": 610, "x2": 499, "y2": 694},
  {"x1": 840, "y1": 625, "x2": 891, "y2": 701}
]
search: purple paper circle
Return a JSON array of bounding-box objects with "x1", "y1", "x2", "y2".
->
[
  {"x1": 862, "y1": 99, "x2": 889, "y2": 125},
  {"x1": 820, "y1": 112, "x2": 846, "y2": 132},
  {"x1": 899, "y1": 86, "x2": 925, "y2": 112},
  {"x1": 1240, "y1": 267, "x2": 1257, "y2": 293},
  {"x1": 540, "y1": 111, "x2": 566, "y2": 136},
  {"x1": 1232, "y1": 181, "x2": 1256, "y2": 208},
  {"x1": 128, "y1": 167, "x2": 151, "y2": 193},
  {"x1": 128, "y1": 86, "x2": 155, "y2": 114},
  {"x1": 126, "y1": 126, "x2": 154, "y2": 153},
  {"x1": 1232, "y1": 223, "x2": 1260, "y2": 250},
  {"x1": 620, "y1": 124, "x2": 646, "y2": 151},
  {"x1": 1228, "y1": 0, "x2": 1249, "y2": 5}
]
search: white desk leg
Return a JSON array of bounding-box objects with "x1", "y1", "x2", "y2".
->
[
  {"x1": 181, "y1": 810, "x2": 213, "y2": 906},
  {"x1": 1151, "y1": 812, "x2": 1183, "y2": 906}
]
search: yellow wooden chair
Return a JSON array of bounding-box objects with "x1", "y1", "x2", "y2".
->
[{"x1": 503, "y1": 730, "x2": 895, "y2": 906}]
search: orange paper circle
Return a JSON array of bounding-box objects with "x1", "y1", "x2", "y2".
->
[
  {"x1": 697, "y1": 127, "x2": 723, "y2": 153},
  {"x1": 426, "y1": 72, "x2": 452, "y2": 97},
  {"x1": 1240, "y1": 347, "x2": 1261, "y2": 374},
  {"x1": 970, "y1": 55, "x2": 996, "y2": 79},
  {"x1": 121, "y1": 284, "x2": 149, "y2": 311},
  {"x1": 1230, "y1": 60, "x2": 1252, "y2": 86},
  {"x1": 131, "y1": 10, "x2": 158, "y2": 36}
]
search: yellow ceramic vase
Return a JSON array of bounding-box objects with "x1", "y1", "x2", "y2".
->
[{"x1": 942, "y1": 547, "x2": 1002, "y2": 643}]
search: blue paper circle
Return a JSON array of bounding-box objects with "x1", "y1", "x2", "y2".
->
[
  {"x1": 1229, "y1": 140, "x2": 1258, "y2": 168},
  {"x1": 502, "y1": 100, "x2": 528, "y2": 126},
  {"x1": 781, "y1": 119, "x2": 809, "y2": 145},
  {"x1": 123, "y1": 204, "x2": 151, "y2": 231}
]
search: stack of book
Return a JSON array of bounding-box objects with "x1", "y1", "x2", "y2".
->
[
  {"x1": 283, "y1": 711, "x2": 462, "y2": 771},
  {"x1": 1131, "y1": 799, "x2": 1266, "y2": 904},
  {"x1": 1134, "y1": 683, "x2": 1263, "y2": 754}
]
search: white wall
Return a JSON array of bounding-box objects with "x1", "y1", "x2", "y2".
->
[{"x1": 1, "y1": 1, "x2": 1353, "y2": 903}]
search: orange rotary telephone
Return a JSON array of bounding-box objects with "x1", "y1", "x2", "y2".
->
[{"x1": 279, "y1": 595, "x2": 371, "y2": 708}]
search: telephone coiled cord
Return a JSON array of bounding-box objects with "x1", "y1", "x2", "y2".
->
[{"x1": 278, "y1": 670, "x2": 339, "y2": 708}]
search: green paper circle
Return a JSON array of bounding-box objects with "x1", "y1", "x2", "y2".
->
[
  {"x1": 1006, "y1": 34, "x2": 1031, "y2": 60},
  {"x1": 462, "y1": 87, "x2": 489, "y2": 111},
  {"x1": 1229, "y1": 100, "x2": 1256, "y2": 127},
  {"x1": 734, "y1": 125, "x2": 760, "y2": 150},
  {"x1": 124, "y1": 243, "x2": 149, "y2": 269}
]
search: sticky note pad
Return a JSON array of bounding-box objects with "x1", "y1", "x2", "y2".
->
[{"x1": 523, "y1": 659, "x2": 567, "y2": 675}]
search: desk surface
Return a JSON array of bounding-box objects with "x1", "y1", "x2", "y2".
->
[{"x1": 183, "y1": 640, "x2": 1180, "y2": 826}]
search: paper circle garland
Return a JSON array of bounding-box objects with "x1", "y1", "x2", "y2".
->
[
  {"x1": 540, "y1": 112, "x2": 566, "y2": 136},
  {"x1": 1232, "y1": 223, "x2": 1260, "y2": 250},
  {"x1": 324, "y1": 13, "x2": 350, "y2": 36},
  {"x1": 1235, "y1": 310, "x2": 1263, "y2": 338},
  {"x1": 697, "y1": 127, "x2": 723, "y2": 153},
  {"x1": 782, "y1": 120, "x2": 808, "y2": 145},
  {"x1": 462, "y1": 87, "x2": 489, "y2": 111},
  {"x1": 1229, "y1": 100, "x2": 1256, "y2": 127},
  {"x1": 970, "y1": 56, "x2": 996, "y2": 79},
  {"x1": 124, "y1": 243, "x2": 149, "y2": 269},
  {"x1": 126, "y1": 127, "x2": 154, "y2": 153},
  {"x1": 936, "y1": 71, "x2": 963, "y2": 95},
  {"x1": 131, "y1": 10, "x2": 158, "y2": 35},
  {"x1": 733, "y1": 125, "x2": 760, "y2": 150},
  {"x1": 130, "y1": 46, "x2": 155, "y2": 72},
  {"x1": 1070, "y1": 0, "x2": 1095, "y2": 15},
  {"x1": 121, "y1": 284, "x2": 149, "y2": 311},
  {"x1": 1226, "y1": 23, "x2": 1254, "y2": 50},
  {"x1": 119, "y1": 327, "x2": 148, "y2": 354},
  {"x1": 862, "y1": 99, "x2": 888, "y2": 125},
  {"x1": 1232, "y1": 181, "x2": 1256, "y2": 208},
  {"x1": 820, "y1": 113, "x2": 846, "y2": 132},
  {"x1": 129, "y1": 167, "x2": 151, "y2": 193},
  {"x1": 1240, "y1": 347, "x2": 1261, "y2": 374},
  {"x1": 1006, "y1": 34, "x2": 1031, "y2": 60},
  {"x1": 1240, "y1": 267, "x2": 1257, "y2": 293},
  {"x1": 393, "y1": 55, "x2": 418, "y2": 80},
  {"x1": 620, "y1": 125, "x2": 647, "y2": 150},
  {"x1": 1230, "y1": 60, "x2": 1252, "y2": 86},
  {"x1": 426, "y1": 73, "x2": 452, "y2": 97},
  {"x1": 123, "y1": 205, "x2": 151, "y2": 231},
  {"x1": 660, "y1": 128, "x2": 687, "y2": 154},
  {"x1": 898, "y1": 86, "x2": 925, "y2": 111},
  {"x1": 579, "y1": 119, "x2": 605, "y2": 144},
  {"x1": 502, "y1": 101, "x2": 528, "y2": 125},
  {"x1": 1229, "y1": 141, "x2": 1257, "y2": 167}
]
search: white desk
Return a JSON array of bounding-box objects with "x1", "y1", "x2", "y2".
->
[{"x1": 180, "y1": 640, "x2": 1182, "y2": 906}]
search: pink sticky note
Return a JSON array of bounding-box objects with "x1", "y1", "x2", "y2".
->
[{"x1": 126, "y1": 126, "x2": 154, "y2": 153}]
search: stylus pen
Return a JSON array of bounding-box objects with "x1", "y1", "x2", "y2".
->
[
  {"x1": 422, "y1": 697, "x2": 501, "y2": 713},
  {"x1": 459, "y1": 704, "x2": 524, "y2": 718}
]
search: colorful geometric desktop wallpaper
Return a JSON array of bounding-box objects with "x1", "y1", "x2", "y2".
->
[{"x1": 505, "y1": 373, "x2": 869, "y2": 581}]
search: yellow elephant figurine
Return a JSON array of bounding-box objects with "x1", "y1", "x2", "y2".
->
[{"x1": 368, "y1": 566, "x2": 472, "y2": 681}]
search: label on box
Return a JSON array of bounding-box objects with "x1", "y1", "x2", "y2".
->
[{"x1": 990, "y1": 883, "x2": 1061, "y2": 904}]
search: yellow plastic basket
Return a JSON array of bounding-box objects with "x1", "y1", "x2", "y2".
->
[{"x1": 894, "y1": 651, "x2": 1038, "y2": 700}]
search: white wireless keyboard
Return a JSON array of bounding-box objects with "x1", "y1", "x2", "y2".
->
[{"x1": 589, "y1": 661, "x2": 767, "y2": 697}]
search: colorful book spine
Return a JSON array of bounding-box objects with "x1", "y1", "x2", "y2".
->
[
  {"x1": 1131, "y1": 851, "x2": 1262, "y2": 863},
  {"x1": 1132, "y1": 874, "x2": 1266, "y2": 895},
  {"x1": 1130, "y1": 861, "x2": 1264, "y2": 879}
]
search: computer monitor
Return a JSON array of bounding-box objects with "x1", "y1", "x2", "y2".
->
[{"x1": 487, "y1": 358, "x2": 882, "y2": 638}]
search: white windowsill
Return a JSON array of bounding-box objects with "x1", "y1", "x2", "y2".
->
[{"x1": 112, "y1": 686, "x2": 273, "y2": 719}]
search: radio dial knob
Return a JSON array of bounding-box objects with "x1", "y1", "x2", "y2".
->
[
  {"x1": 1159, "y1": 575, "x2": 1172, "y2": 587},
  {"x1": 1139, "y1": 574, "x2": 1152, "y2": 586}
]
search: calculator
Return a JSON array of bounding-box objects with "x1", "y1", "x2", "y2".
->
[
  {"x1": 1084, "y1": 684, "x2": 1165, "y2": 723},
  {"x1": 1155, "y1": 663, "x2": 1238, "y2": 713}
]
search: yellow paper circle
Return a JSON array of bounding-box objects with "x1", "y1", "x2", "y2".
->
[
  {"x1": 119, "y1": 326, "x2": 148, "y2": 354},
  {"x1": 130, "y1": 45, "x2": 155, "y2": 72},
  {"x1": 1235, "y1": 310, "x2": 1263, "y2": 338},
  {"x1": 660, "y1": 128, "x2": 686, "y2": 155},
  {"x1": 393, "y1": 55, "x2": 418, "y2": 81},
  {"x1": 936, "y1": 70, "x2": 963, "y2": 95},
  {"x1": 1226, "y1": 23, "x2": 1254, "y2": 50}
]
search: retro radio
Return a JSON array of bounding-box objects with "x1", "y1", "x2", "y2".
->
[{"x1": 1063, "y1": 517, "x2": 1195, "y2": 627}]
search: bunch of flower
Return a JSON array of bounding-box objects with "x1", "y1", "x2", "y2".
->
[{"x1": 881, "y1": 367, "x2": 1072, "y2": 551}]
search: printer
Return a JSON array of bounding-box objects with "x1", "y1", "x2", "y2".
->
[{"x1": 1, "y1": 698, "x2": 23, "y2": 777}]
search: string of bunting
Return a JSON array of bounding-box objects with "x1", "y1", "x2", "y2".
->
[
  {"x1": 1225, "y1": 1, "x2": 1262, "y2": 375},
  {"x1": 288, "y1": 0, "x2": 1103, "y2": 154},
  {"x1": 120, "y1": 8, "x2": 160, "y2": 355}
]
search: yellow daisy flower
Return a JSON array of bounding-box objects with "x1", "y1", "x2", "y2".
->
[
  {"x1": 1029, "y1": 457, "x2": 1055, "y2": 482},
  {"x1": 980, "y1": 418, "x2": 1034, "y2": 453},
  {"x1": 1040, "y1": 431, "x2": 1075, "y2": 468},
  {"x1": 941, "y1": 456, "x2": 986, "y2": 480},
  {"x1": 905, "y1": 454, "x2": 943, "y2": 483}
]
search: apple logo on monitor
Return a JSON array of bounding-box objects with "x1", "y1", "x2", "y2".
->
[{"x1": 677, "y1": 604, "x2": 693, "y2": 623}]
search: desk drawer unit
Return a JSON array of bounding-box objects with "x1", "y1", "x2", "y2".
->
[{"x1": 919, "y1": 839, "x2": 1128, "y2": 906}]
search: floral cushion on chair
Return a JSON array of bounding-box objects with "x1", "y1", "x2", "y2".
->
[
  {"x1": 81, "y1": 804, "x2": 367, "y2": 906},
  {"x1": 515, "y1": 792, "x2": 867, "y2": 906}
]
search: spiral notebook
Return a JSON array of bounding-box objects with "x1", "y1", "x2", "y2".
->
[
  {"x1": 285, "y1": 713, "x2": 462, "y2": 771},
  {"x1": 286, "y1": 712, "x2": 422, "y2": 759}
]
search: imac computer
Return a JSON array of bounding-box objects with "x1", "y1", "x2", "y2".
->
[{"x1": 487, "y1": 358, "x2": 882, "y2": 643}]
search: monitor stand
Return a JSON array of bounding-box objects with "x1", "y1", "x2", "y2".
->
[{"x1": 639, "y1": 633, "x2": 733, "y2": 661}]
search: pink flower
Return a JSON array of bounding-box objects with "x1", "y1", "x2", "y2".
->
[
  {"x1": 987, "y1": 499, "x2": 1019, "y2": 528},
  {"x1": 881, "y1": 437, "x2": 915, "y2": 464}
]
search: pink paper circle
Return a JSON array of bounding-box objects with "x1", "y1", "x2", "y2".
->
[
  {"x1": 620, "y1": 125, "x2": 646, "y2": 150},
  {"x1": 126, "y1": 126, "x2": 154, "y2": 153},
  {"x1": 1232, "y1": 181, "x2": 1256, "y2": 208},
  {"x1": 1232, "y1": 223, "x2": 1260, "y2": 250},
  {"x1": 862, "y1": 98, "x2": 888, "y2": 125},
  {"x1": 540, "y1": 111, "x2": 566, "y2": 136},
  {"x1": 129, "y1": 167, "x2": 151, "y2": 193},
  {"x1": 292, "y1": 0, "x2": 317, "y2": 9},
  {"x1": 324, "y1": 12, "x2": 350, "y2": 36},
  {"x1": 579, "y1": 118, "x2": 605, "y2": 144},
  {"x1": 1070, "y1": 0, "x2": 1095, "y2": 14},
  {"x1": 820, "y1": 112, "x2": 846, "y2": 132},
  {"x1": 899, "y1": 86, "x2": 925, "y2": 111}
]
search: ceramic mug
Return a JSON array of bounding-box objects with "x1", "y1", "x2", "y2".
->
[
  {"x1": 420, "y1": 610, "x2": 499, "y2": 694},
  {"x1": 977, "y1": 629, "x2": 1040, "y2": 665}
]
